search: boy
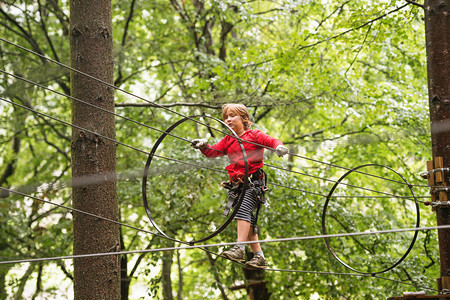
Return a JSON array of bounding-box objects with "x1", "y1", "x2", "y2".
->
[{"x1": 191, "y1": 103, "x2": 288, "y2": 268}]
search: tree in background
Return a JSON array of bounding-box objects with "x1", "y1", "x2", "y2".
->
[{"x1": 70, "y1": 0, "x2": 120, "y2": 299}]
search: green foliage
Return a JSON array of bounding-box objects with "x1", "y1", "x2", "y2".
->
[{"x1": 0, "y1": 0, "x2": 438, "y2": 299}]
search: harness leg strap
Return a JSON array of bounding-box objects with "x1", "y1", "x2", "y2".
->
[
  {"x1": 223, "y1": 190, "x2": 238, "y2": 216},
  {"x1": 223, "y1": 197, "x2": 235, "y2": 216},
  {"x1": 253, "y1": 201, "x2": 261, "y2": 234}
]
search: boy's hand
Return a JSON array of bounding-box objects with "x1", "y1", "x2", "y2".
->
[
  {"x1": 191, "y1": 139, "x2": 208, "y2": 150},
  {"x1": 275, "y1": 145, "x2": 289, "y2": 157}
]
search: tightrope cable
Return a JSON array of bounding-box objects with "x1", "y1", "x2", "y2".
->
[
  {"x1": 1, "y1": 223, "x2": 449, "y2": 265},
  {"x1": 198, "y1": 247, "x2": 439, "y2": 293}
]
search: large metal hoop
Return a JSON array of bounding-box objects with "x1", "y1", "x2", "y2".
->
[
  {"x1": 142, "y1": 115, "x2": 249, "y2": 245},
  {"x1": 321, "y1": 164, "x2": 420, "y2": 275}
]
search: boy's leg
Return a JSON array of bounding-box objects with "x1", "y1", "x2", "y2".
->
[
  {"x1": 222, "y1": 219, "x2": 250, "y2": 262},
  {"x1": 244, "y1": 223, "x2": 262, "y2": 253}
]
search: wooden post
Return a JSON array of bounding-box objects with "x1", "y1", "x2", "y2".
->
[
  {"x1": 428, "y1": 160, "x2": 436, "y2": 203},
  {"x1": 424, "y1": 0, "x2": 450, "y2": 293},
  {"x1": 390, "y1": 0, "x2": 450, "y2": 298}
]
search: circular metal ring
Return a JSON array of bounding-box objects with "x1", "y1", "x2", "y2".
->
[
  {"x1": 321, "y1": 164, "x2": 420, "y2": 275},
  {"x1": 142, "y1": 115, "x2": 249, "y2": 245}
]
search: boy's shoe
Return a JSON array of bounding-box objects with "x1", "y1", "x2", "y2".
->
[
  {"x1": 222, "y1": 246, "x2": 245, "y2": 262},
  {"x1": 245, "y1": 254, "x2": 268, "y2": 269}
]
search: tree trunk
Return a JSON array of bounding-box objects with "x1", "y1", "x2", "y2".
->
[
  {"x1": 424, "y1": 0, "x2": 450, "y2": 290},
  {"x1": 161, "y1": 248, "x2": 174, "y2": 300},
  {"x1": 243, "y1": 251, "x2": 270, "y2": 300},
  {"x1": 0, "y1": 267, "x2": 9, "y2": 300},
  {"x1": 120, "y1": 228, "x2": 130, "y2": 300},
  {"x1": 70, "y1": 0, "x2": 120, "y2": 299}
]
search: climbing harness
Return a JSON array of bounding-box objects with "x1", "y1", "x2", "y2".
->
[
  {"x1": 222, "y1": 169, "x2": 269, "y2": 234},
  {"x1": 142, "y1": 115, "x2": 249, "y2": 245}
]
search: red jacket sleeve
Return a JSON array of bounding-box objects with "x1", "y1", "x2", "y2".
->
[
  {"x1": 254, "y1": 130, "x2": 283, "y2": 149},
  {"x1": 200, "y1": 136, "x2": 230, "y2": 158}
]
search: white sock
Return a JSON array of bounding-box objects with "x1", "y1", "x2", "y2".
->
[
  {"x1": 236, "y1": 243, "x2": 245, "y2": 251},
  {"x1": 255, "y1": 251, "x2": 264, "y2": 258}
]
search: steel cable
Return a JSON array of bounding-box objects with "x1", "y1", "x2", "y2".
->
[
  {"x1": 0, "y1": 37, "x2": 433, "y2": 189},
  {"x1": 0, "y1": 186, "x2": 441, "y2": 292},
  {"x1": 1, "y1": 95, "x2": 431, "y2": 202},
  {"x1": 1, "y1": 221, "x2": 450, "y2": 265}
]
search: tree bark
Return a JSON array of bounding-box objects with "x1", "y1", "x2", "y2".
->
[
  {"x1": 424, "y1": 0, "x2": 450, "y2": 289},
  {"x1": 243, "y1": 251, "x2": 270, "y2": 300},
  {"x1": 70, "y1": 0, "x2": 120, "y2": 299},
  {"x1": 205, "y1": 252, "x2": 229, "y2": 300},
  {"x1": 162, "y1": 248, "x2": 174, "y2": 300}
]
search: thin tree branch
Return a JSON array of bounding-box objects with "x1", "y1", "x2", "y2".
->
[
  {"x1": 249, "y1": 3, "x2": 411, "y2": 68},
  {"x1": 46, "y1": 0, "x2": 69, "y2": 36},
  {"x1": 31, "y1": 263, "x2": 43, "y2": 300},
  {"x1": 38, "y1": 0, "x2": 60, "y2": 61},
  {"x1": 176, "y1": 250, "x2": 183, "y2": 300},
  {"x1": 13, "y1": 264, "x2": 35, "y2": 300},
  {"x1": 57, "y1": 260, "x2": 73, "y2": 281},
  {"x1": 289, "y1": 115, "x2": 349, "y2": 141},
  {"x1": 329, "y1": 214, "x2": 375, "y2": 255},
  {"x1": 423, "y1": 230, "x2": 435, "y2": 270},
  {"x1": 0, "y1": 8, "x2": 46, "y2": 62},
  {"x1": 404, "y1": 0, "x2": 424, "y2": 9},
  {"x1": 129, "y1": 238, "x2": 155, "y2": 279},
  {"x1": 205, "y1": 251, "x2": 230, "y2": 300},
  {"x1": 115, "y1": 0, "x2": 137, "y2": 86},
  {"x1": 344, "y1": 23, "x2": 373, "y2": 76}
]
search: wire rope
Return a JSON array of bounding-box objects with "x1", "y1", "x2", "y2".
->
[
  {"x1": 0, "y1": 186, "x2": 182, "y2": 243},
  {"x1": 2, "y1": 223, "x2": 449, "y2": 265},
  {"x1": 0, "y1": 185, "x2": 443, "y2": 292},
  {"x1": 3, "y1": 66, "x2": 433, "y2": 200},
  {"x1": 0, "y1": 92, "x2": 433, "y2": 207},
  {"x1": 0, "y1": 69, "x2": 221, "y2": 155},
  {"x1": 0, "y1": 37, "x2": 433, "y2": 189},
  {"x1": 0, "y1": 96, "x2": 228, "y2": 176},
  {"x1": 266, "y1": 163, "x2": 431, "y2": 203},
  {"x1": 1, "y1": 93, "x2": 432, "y2": 204},
  {"x1": 0, "y1": 96, "x2": 387, "y2": 203},
  {"x1": 198, "y1": 246, "x2": 439, "y2": 293}
]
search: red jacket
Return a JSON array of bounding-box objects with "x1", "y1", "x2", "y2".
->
[{"x1": 201, "y1": 129, "x2": 283, "y2": 180}]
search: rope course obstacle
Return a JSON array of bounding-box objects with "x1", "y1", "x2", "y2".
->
[
  {"x1": 142, "y1": 114, "x2": 249, "y2": 244},
  {"x1": 322, "y1": 164, "x2": 420, "y2": 275},
  {"x1": 0, "y1": 3, "x2": 444, "y2": 292}
]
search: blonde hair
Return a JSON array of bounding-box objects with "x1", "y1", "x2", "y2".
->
[{"x1": 222, "y1": 103, "x2": 252, "y2": 129}]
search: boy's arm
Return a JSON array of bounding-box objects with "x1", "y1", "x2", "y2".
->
[
  {"x1": 255, "y1": 130, "x2": 289, "y2": 157},
  {"x1": 191, "y1": 136, "x2": 228, "y2": 158}
]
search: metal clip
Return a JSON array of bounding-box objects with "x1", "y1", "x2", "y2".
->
[{"x1": 441, "y1": 289, "x2": 450, "y2": 295}]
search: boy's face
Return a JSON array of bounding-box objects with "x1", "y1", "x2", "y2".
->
[{"x1": 223, "y1": 109, "x2": 245, "y2": 135}]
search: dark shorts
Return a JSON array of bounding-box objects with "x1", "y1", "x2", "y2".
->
[{"x1": 229, "y1": 186, "x2": 258, "y2": 226}]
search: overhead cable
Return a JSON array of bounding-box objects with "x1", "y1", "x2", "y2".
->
[{"x1": 0, "y1": 37, "x2": 432, "y2": 189}]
